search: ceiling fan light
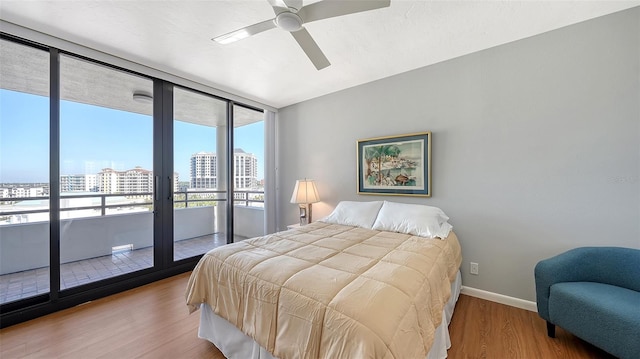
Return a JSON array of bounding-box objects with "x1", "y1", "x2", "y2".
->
[
  {"x1": 275, "y1": 12, "x2": 303, "y2": 32},
  {"x1": 214, "y1": 29, "x2": 251, "y2": 44}
]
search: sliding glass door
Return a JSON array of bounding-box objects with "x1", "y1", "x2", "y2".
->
[
  {"x1": 0, "y1": 39, "x2": 51, "y2": 304},
  {"x1": 232, "y1": 105, "x2": 265, "y2": 240},
  {"x1": 58, "y1": 54, "x2": 155, "y2": 288},
  {"x1": 172, "y1": 87, "x2": 228, "y2": 261},
  {"x1": 0, "y1": 33, "x2": 269, "y2": 327}
]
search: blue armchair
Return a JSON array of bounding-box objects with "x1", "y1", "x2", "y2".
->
[{"x1": 534, "y1": 247, "x2": 640, "y2": 359}]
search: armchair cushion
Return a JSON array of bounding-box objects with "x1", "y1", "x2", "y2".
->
[{"x1": 549, "y1": 282, "x2": 640, "y2": 359}]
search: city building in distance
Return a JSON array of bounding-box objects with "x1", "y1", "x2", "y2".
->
[
  {"x1": 190, "y1": 148, "x2": 259, "y2": 190},
  {"x1": 1, "y1": 149, "x2": 262, "y2": 224}
]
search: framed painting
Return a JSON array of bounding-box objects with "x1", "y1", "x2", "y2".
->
[{"x1": 357, "y1": 131, "x2": 431, "y2": 197}]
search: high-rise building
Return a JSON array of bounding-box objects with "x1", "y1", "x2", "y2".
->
[
  {"x1": 235, "y1": 149, "x2": 258, "y2": 189},
  {"x1": 98, "y1": 167, "x2": 153, "y2": 194},
  {"x1": 190, "y1": 152, "x2": 218, "y2": 189},
  {"x1": 60, "y1": 174, "x2": 98, "y2": 192},
  {"x1": 120, "y1": 167, "x2": 153, "y2": 194},
  {"x1": 99, "y1": 168, "x2": 121, "y2": 194},
  {"x1": 190, "y1": 149, "x2": 258, "y2": 189}
]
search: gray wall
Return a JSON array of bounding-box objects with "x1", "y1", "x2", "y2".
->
[{"x1": 276, "y1": 8, "x2": 639, "y2": 302}]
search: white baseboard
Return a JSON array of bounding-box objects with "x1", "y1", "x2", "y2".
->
[{"x1": 461, "y1": 286, "x2": 538, "y2": 312}]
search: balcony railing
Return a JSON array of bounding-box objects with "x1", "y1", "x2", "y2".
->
[
  {"x1": 233, "y1": 190, "x2": 265, "y2": 207},
  {"x1": 0, "y1": 189, "x2": 264, "y2": 221}
]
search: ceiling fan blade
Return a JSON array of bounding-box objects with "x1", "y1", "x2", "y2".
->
[
  {"x1": 267, "y1": 0, "x2": 303, "y2": 11},
  {"x1": 213, "y1": 19, "x2": 276, "y2": 44},
  {"x1": 268, "y1": 0, "x2": 289, "y2": 8},
  {"x1": 291, "y1": 28, "x2": 330, "y2": 70},
  {"x1": 298, "y1": 0, "x2": 390, "y2": 24}
]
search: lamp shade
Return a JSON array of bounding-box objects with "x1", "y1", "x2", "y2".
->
[{"x1": 290, "y1": 179, "x2": 320, "y2": 204}]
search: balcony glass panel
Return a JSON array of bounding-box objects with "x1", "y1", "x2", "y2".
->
[
  {"x1": 59, "y1": 54, "x2": 154, "y2": 289},
  {"x1": 0, "y1": 39, "x2": 50, "y2": 304},
  {"x1": 233, "y1": 105, "x2": 265, "y2": 240},
  {"x1": 173, "y1": 87, "x2": 228, "y2": 260}
]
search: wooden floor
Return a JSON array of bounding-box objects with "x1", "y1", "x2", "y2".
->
[
  {"x1": 0, "y1": 272, "x2": 614, "y2": 359},
  {"x1": 447, "y1": 295, "x2": 613, "y2": 359}
]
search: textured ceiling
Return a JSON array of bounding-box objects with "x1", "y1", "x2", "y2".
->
[{"x1": 0, "y1": 1, "x2": 638, "y2": 109}]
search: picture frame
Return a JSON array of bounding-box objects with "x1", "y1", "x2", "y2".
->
[{"x1": 357, "y1": 131, "x2": 431, "y2": 197}]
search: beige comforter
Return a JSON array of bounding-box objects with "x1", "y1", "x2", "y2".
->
[{"x1": 186, "y1": 221, "x2": 462, "y2": 359}]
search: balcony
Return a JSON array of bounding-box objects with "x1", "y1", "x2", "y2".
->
[{"x1": 0, "y1": 191, "x2": 265, "y2": 304}]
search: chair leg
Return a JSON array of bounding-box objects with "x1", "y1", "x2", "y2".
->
[{"x1": 546, "y1": 321, "x2": 556, "y2": 338}]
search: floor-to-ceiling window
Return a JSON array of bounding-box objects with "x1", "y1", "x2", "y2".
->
[
  {"x1": 0, "y1": 39, "x2": 50, "y2": 305},
  {"x1": 0, "y1": 33, "x2": 270, "y2": 327},
  {"x1": 172, "y1": 87, "x2": 229, "y2": 261},
  {"x1": 58, "y1": 54, "x2": 155, "y2": 288},
  {"x1": 233, "y1": 105, "x2": 266, "y2": 240}
]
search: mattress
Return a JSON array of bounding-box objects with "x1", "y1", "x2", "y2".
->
[
  {"x1": 186, "y1": 221, "x2": 462, "y2": 358},
  {"x1": 198, "y1": 270, "x2": 462, "y2": 359}
]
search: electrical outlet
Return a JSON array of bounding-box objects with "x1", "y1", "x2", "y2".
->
[{"x1": 470, "y1": 262, "x2": 479, "y2": 275}]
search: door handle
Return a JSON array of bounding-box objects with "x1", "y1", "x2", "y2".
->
[{"x1": 155, "y1": 176, "x2": 159, "y2": 201}]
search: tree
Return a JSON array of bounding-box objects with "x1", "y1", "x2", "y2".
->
[{"x1": 364, "y1": 144, "x2": 400, "y2": 185}]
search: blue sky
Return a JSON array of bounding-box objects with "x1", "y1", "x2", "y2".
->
[{"x1": 0, "y1": 89, "x2": 264, "y2": 183}]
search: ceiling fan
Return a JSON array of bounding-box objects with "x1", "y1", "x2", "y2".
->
[{"x1": 212, "y1": 0, "x2": 391, "y2": 70}]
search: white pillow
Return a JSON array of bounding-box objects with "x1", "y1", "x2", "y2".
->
[
  {"x1": 321, "y1": 201, "x2": 384, "y2": 229},
  {"x1": 372, "y1": 201, "x2": 452, "y2": 239}
]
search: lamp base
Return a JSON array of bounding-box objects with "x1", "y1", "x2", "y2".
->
[{"x1": 299, "y1": 203, "x2": 313, "y2": 226}]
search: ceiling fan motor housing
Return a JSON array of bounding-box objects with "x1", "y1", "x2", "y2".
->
[{"x1": 275, "y1": 11, "x2": 303, "y2": 32}]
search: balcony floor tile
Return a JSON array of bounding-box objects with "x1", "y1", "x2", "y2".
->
[{"x1": 1, "y1": 233, "x2": 243, "y2": 305}]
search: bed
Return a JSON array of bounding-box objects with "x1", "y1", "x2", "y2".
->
[{"x1": 186, "y1": 201, "x2": 462, "y2": 359}]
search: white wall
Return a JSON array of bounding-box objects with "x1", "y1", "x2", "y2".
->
[{"x1": 276, "y1": 8, "x2": 640, "y2": 302}]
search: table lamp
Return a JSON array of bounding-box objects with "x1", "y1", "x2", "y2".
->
[{"x1": 290, "y1": 179, "x2": 320, "y2": 226}]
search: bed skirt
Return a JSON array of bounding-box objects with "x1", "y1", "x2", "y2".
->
[{"x1": 198, "y1": 270, "x2": 462, "y2": 359}]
